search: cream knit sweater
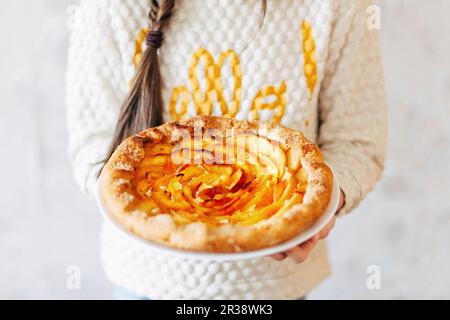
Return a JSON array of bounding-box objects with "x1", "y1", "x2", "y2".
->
[{"x1": 66, "y1": 0, "x2": 387, "y2": 299}]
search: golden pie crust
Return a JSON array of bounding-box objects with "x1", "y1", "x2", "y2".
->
[{"x1": 99, "y1": 116, "x2": 333, "y2": 253}]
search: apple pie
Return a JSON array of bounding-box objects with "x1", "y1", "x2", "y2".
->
[{"x1": 99, "y1": 116, "x2": 333, "y2": 253}]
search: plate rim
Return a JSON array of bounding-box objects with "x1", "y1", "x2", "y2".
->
[{"x1": 96, "y1": 165, "x2": 340, "y2": 262}]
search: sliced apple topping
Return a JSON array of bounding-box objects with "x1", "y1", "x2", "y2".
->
[{"x1": 131, "y1": 136, "x2": 309, "y2": 226}]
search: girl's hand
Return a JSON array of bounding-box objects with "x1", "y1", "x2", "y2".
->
[{"x1": 270, "y1": 190, "x2": 345, "y2": 264}]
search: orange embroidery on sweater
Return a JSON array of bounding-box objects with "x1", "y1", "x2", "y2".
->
[
  {"x1": 187, "y1": 48, "x2": 243, "y2": 117},
  {"x1": 132, "y1": 29, "x2": 287, "y2": 123},
  {"x1": 188, "y1": 48, "x2": 217, "y2": 116},
  {"x1": 215, "y1": 50, "x2": 242, "y2": 118},
  {"x1": 171, "y1": 48, "x2": 286, "y2": 123},
  {"x1": 169, "y1": 85, "x2": 190, "y2": 121},
  {"x1": 301, "y1": 21, "x2": 318, "y2": 99},
  {"x1": 133, "y1": 28, "x2": 149, "y2": 67},
  {"x1": 250, "y1": 81, "x2": 287, "y2": 124}
]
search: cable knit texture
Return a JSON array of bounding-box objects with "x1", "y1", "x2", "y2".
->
[{"x1": 66, "y1": 0, "x2": 387, "y2": 299}]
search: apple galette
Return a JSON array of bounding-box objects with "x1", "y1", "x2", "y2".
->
[{"x1": 99, "y1": 116, "x2": 333, "y2": 252}]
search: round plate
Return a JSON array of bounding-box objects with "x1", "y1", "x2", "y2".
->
[{"x1": 96, "y1": 167, "x2": 340, "y2": 262}]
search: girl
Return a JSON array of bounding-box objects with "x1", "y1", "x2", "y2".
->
[{"x1": 66, "y1": 0, "x2": 387, "y2": 299}]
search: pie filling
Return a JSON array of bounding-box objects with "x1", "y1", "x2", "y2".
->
[{"x1": 130, "y1": 134, "x2": 308, "y2": 226}]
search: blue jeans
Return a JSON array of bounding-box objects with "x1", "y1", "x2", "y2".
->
[{"x1": 113, "y1": 287, "x2": 150, "y2": 300}]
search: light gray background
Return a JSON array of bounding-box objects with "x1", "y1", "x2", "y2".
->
[{"x1": 1, "y1": 0, "x2": 449, "y2": 299}]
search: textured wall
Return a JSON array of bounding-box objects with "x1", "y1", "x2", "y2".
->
[{"x1": 1, "y1": 0, "x2": 449, "y2": 299}]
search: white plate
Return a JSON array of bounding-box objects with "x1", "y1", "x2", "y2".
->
[{"x1": 97, "y1": 167, "x2": 340, "y2": 262}]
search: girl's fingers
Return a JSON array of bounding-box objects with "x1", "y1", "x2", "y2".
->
[
  {"x1": 270, "y1": 217, "x2": 337, "y2": 262},
  {"x1": 287, "y1": 246, "x2": 310, "y2": 264},
  {"x1": 285, "y1": 247, "x2": 302, "y2": 263},
  {"x1": 270, "y1": 252, "x2": 287, "y2": 261},
  {"x1": 287, "y1": 238, "x2": 318, "y2": 264},
  {"x1": 319, "y1": 217, "x2": 336, "y2": 239}
]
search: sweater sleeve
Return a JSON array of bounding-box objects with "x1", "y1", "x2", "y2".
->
[
  {"x1": 317, "y1": 0, "x2": 388, "y2": 215},
  {"x1": 66, "y1": 0, "x2": 126, "y2": 198}
]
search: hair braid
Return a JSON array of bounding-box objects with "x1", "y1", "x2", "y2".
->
[{"x1": 105, "y1": 0, "x2": 176, "y2": 161}]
